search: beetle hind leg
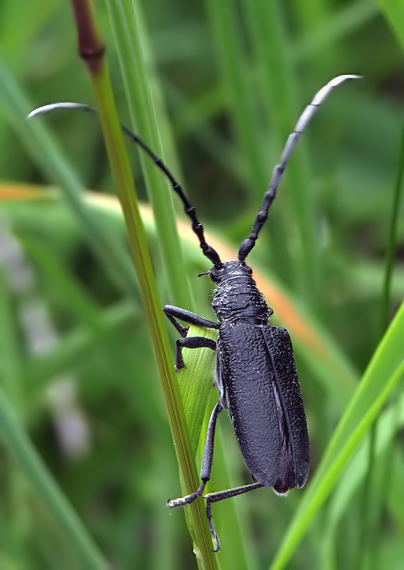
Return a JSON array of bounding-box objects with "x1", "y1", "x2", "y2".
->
[
  {"x1": 206, "y1": 502, "x2": 221, "y2": 552},
  {"x1": 204, "y1": 482, "x2": 264, "y2": 551},
  {"x1": 167, "y1": 399, "x2": 264, "y2": 552}
]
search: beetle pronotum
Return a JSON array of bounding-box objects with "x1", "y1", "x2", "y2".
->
[{"x1": 29, "y1": 74, "x2": 359, "y2": 551}]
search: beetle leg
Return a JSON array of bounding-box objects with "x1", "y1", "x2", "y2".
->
[
  {"x1": 167, "y1": 402, "x2": 223, "y2": 506},
  {"x1": 205, "y1": 502, "x2": 221, "y2": 552},
  {"x1": 164, "y1": 305, "x2": 219, "y2": 337},
  {"x1": 175, "y1": 336, "x2": 216, "y2": 370},
  {"x1": 205, "y1": 481, "x2": 264, "y2": 504},
  {"x1": 205, "y1": 482, "x2": 264, "y2": 551}
]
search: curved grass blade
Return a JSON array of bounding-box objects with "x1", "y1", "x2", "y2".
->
[
  {"x1": 0, "y1": 390, "x2": 107, "y2": 569},
  {"x1": 67, "y1": 2, "x2": 218, "y2": 565},
  {"x1": 322, "y1": 392, "x2": 404, "y2": 567},
  {"x1": 105, "y1": 0, "x2": 194, "y2": 309},
  {"x1": 356, "y1": 125, "x2": 404, "y2": 568},
  {"x1": 271, "y1": 303, "x2": 404, "y2": 568}
]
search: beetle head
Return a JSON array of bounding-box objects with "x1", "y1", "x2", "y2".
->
[{"x1": 209, "y1": 260, "x2": 252, "y2": 284}]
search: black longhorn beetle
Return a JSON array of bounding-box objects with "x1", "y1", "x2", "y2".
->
[{"x1": 29, "y1": 74, "x2": 359, "y2": 551}]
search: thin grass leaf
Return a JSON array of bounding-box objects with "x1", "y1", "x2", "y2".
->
[
  {"x1": 0, "y1": 271, "x2": 23, "y2": 409},
  {"x1": 291, "y1": 0, "x2": 331, "y2": 31},
  {"x1": 357, "y1": 124, "x2": 404, "y2": 569},
  {"x1": 294, "y1": 1, "x2": 378, "y2": 62},
  {"x1": 21, "y1": 235, "x2": 113, "y2": 329},
  {"x1": 177, "y1": 325, "x2": 217, "y2": 452},
  {"x1": 206, "y1": 0, "x2": 268, "y2": 196},
  {"x1": 239, "y1": 0, "x2": 319, "y2": 306},
  {"x1": 377, "y1": 0, "x2": 404, "y2": 49},
  {"x1": 0, "y1": 390, "x2": 107, "y2": 569},
  {"x1": 0, "y1": 63, "x2": 136, "y2": 296},
  {"x1": 271, "y1": 303, "x2": 404, "y2": 568},
  {"x1": 322, "y1": 392, "x2": 404, "y2": 568},
  {"x1": 105, "y1": 1, "x2": 222, "y2": 511},
  {"x1": 105, "y1": 0, "x2": 194, "y2": 309},
  {"x1": 381, "y1": 126, "x2": 404, "y2": 331},
  {"x1": 67, "y1": 2, "x2": 217, "y2": 565},
  {"x1": 24, "y1": 300, "x2": 137, "y2": 395}
]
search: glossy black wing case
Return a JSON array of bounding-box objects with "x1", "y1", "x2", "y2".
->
[
  {"x1": 217, "y1": 322, "x2": 309, "y2": 493},
  {"x1": 262, "y1": 325, "x2": 310, "y2": 489}
]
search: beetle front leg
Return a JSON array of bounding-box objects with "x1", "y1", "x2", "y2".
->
[{"x1": 163, "y1": 305, "x2": 219, "y2": 337}]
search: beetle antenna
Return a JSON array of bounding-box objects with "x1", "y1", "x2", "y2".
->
[
  {"x1": 28, "y1": 103, "x2": 222, "y2": 266},
  {"x1": 238, "y1": 74, "x2": 361, "y2": 261}
]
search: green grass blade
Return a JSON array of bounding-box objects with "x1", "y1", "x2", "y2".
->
[
  {"x1": 206, "y1": 0, "x2": 268, "y2": 195},
  {"x1": 272, "y1": 303, "x2": 404, "y2": 568},
  {"x1": 291, "y1": 0, "x2": 330, "y2": 31},
  {"x1": 241, "y1": 0, "x2": 318, "y2": 305},
  {"x1": 322, "y1": 392, "x2": 404, "y2": 567},
  {"x1": 105, "y1": 0, "x2": 194, "y2": 309},
  {"x1": 69, "y1": 2, "x2": 217, "y2": 564},
  {"x1": 177, "y1": 326, "x2": 217, "y2": 453},
  {"x1": 0, "y1": 390, "x2": 107, "y2": 569},
  {"x1": 377, "y1": 0, "x2": 404, "y2": 49},
  {"x1": 0, "y1": 63, "x2": 136, "y2": 296},
  {"x1": 381, "y1": 126, "x2": 404, "y2": 331},
  {"x1": 0, "y1": 271, "x2": 23, "y2": 409},
  {"x1": 294, "y1": 1, "x2": 378, "y2": 62},
  {"x1": 357, "y1": 124, "x2": 404, "y2": 568},
  {"x1": 24, "y1": 300, "x2": 137, "y2": 395},
  {"x1": 104, "y1": 8, "x2": 222, "y2": 538}
]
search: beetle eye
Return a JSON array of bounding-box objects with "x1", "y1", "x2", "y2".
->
[
  {"x1": 210, "y1": 271, "x2": 218, "y2": 283},
  {"x1": 210, "y1": 263, "x2": 224, "y2": 282}
]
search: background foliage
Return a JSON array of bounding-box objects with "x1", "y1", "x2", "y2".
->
[{"x1": 0, "y1": 0, "x2": 403, "y2": 568}]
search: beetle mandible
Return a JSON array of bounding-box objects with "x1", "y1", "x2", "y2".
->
[{"x1": 29, "y1": 74, "x2": 359, "y2": 551}]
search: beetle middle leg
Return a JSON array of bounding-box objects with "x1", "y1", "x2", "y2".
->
[
  {"x1": 168, "y1": 401, "x2": 263, "y2": 551},
  {"x1": 174, "y1": 336, "x2": 216, "y2": 370},
  {"x1": 168, "y1": 401, "x2": 223, "y2": 506}
]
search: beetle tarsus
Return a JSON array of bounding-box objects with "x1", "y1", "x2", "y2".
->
[
  {"x1": 167, "y1": 481, "x2": 206, "y2": 508},
  {"x1": 206, "y1": 501, "x2": 221, "y2": 552}
]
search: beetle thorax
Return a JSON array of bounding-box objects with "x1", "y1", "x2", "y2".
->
[{"x1": 210, "y1": 260, "x2": 272, "y2": 323}]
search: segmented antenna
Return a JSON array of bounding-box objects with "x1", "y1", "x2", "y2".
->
[
  {"x1": 28, "y1": 103, "x2": 222, "y2": 266},
  {"x1": 238, "y1": 74, "x2": 361, "y2": 262}
]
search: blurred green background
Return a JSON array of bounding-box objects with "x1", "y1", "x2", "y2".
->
[{"x1": 0, "y1": 0, "x2": 403, "y2": 569}]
